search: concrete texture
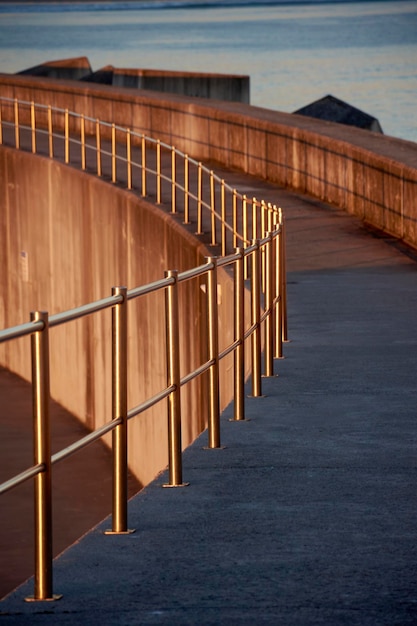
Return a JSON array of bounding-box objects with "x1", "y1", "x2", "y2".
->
[{"x1": 1, "y1": 179, "x2": 417, "y2": 624}]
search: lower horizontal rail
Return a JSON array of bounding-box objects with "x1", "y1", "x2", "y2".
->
[
  {"x1": 0, "y1": 463, "x2": 44, "y2": 495},
  {"x1": 51, "y1": 418, "x2": 122, "y2": 465}
]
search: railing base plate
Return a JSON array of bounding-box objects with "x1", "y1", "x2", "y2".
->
[{"x1": 25, "y1": 594, "x2": 63, "y2": 603}]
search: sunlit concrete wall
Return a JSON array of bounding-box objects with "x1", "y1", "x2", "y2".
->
[
  {"x1": 0, "y1": 146, "x2": 247, "y2": 487},
  {"x1": 1, "y1": 74, "x2": 416, "y2": 249}
]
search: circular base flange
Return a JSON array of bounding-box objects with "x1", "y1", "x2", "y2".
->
[
  {"x1": 162, "y1": 482, "x2": 190, "y2": 488},
  {"x1": 229, "y1": 417, "x2": 251, "y2": 422},
  {"x1": 25, "y1": 594, "x2": 63, "y2": 603},
  {"x1": 104, "y1": 529, "x2": 136, "y2": 535}
]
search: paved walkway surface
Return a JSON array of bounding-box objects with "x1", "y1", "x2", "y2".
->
[{"x1": 1, "y1": 143, "x2": 417, "y2": 623}]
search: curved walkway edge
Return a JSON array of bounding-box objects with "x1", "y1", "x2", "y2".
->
[{"x1": 1, "y1": 181, "x2": 417, "y2": 625}]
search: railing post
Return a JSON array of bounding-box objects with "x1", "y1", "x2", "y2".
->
[
  {"x1": 281, "y1": 211, "x2": 289, "y2": 342},
  {"x1": 232, "y1": 189, "x2": 238, "y2": 249},
  {"x1": 96, "y1": 119, "x2": 102, "y2": 177},
  {"x1": 105, "y1": 287, "x2": 134, "y2": 535},
  {"x1": 261, "y1": 200, "x2": 267, "y2": 292},
  {"x1": 196, "y1": 162, "x2": 203, "y2": 234},
  {"x1": 64, "y1": 109, "x2": 69, "y2": 164},
  {"x1": 14, "y1": 98, "x2": 19, "y2": 149},
  {"x1": 26, "y1": 311, "x2": 61, "y2": 602},
  {"x1": 210, "y1": 171, "x2": 216, "y2": 246},
  {"x1": 30, "y1": 101, "x2": 36, "y2": 154},
  {"x1": 156, "y1": 139, "x2": 161, "y2": 204},
  {"x1": 0, "y1": 102, "x2": 2, "y2": 145},
  {"x1": 126, "y1": 129, "x2": 132, "y2": 189},
  {"x1": 234, "y1": 248, "x2": 246, "y2": 421},
  {"x1": 206, "y1": 257, "x2": 221, "y2": 447},
  {"x1": 111, "y1": 123, "x2": 116, "y2": 183},
  {"x1": 171, "y1": 146, "x2": 176, "y2": 213},
  {"x1": 47, "y1": 105, "x2": 53, "y2": 159},
  {"x1": 250, "y1": 240, "x2": 263, "y2": 397},
  {"x1": 252, "y1": 197, "x2": 258, "y2": 240},
  {"x1": 264, "y1": 232, "x2": 275, "y2": 377},
  {"x1": 261, "y1": 200, "x2": 267, "y2": 239},
  {"x1": 243, "y1": 195, "x2": 248, "y2": 279},
  {"x1": 164, "y1": 270, "x2": 186, "y2": 486},
  {"x1": 184, "y1": 154, "x2": 190, "y2": 223},
  {"x1": 141, "y1": 135, "x2": 147, "y2": 196},
  {"x1": 221, "y1": 180, "x2": 226, "y2": 257},
  {"x1": 81, "y1": 114, "x2": 86, "y2": 171},
  {"x1": 275, "y1": 215, "x2": 284, "y2": 359}
]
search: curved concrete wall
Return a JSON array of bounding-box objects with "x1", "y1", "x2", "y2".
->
[
  {"x1": 0, "y1": 146, "x2": 243, "y2": 487},
  {"x1": 1, "y1": 74, "x2": 416, "y2": 248}
]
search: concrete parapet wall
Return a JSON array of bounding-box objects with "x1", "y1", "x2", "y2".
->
[
  {"x1": 0, "y1": 146, "x2": 244, "y2": 487},
  {"x1": 1, "y1": 74, "x2": 416, "y2": 248}
]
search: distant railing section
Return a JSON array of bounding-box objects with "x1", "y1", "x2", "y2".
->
[
  {"x1": 0, "y1": 97, "x2": 287, "y2": 602},
  {"x1": 0, "y1": 97, "x2": 282, "y2": 260}
]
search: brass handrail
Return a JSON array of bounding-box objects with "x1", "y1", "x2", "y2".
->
[{"x1": 0, "y1": 96, "x2": 288, "y2": 602}]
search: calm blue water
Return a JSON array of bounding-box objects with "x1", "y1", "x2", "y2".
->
[{"x1": 0, "y1": 0, "x2": 416, "y2": 142}]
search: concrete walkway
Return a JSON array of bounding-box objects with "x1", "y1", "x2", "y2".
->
[{"x1": 1, "y1": 168, "x2": 417, "y2": 624}]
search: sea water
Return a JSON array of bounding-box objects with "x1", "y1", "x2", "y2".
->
[{"x1": 0, "y1": 0, "x2": 416, "y2": 142}]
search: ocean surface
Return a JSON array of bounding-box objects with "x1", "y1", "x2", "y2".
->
[{"x1": 0, "y1": 0, "x2": 416, "y2": 142}]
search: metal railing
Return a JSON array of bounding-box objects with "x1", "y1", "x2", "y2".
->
[
  {"x1": 0, "y1": 97, "x2": 286, "y2": 261},
  {"x1": 0, "y1": 97, "x2": 287, "y2": 602}
]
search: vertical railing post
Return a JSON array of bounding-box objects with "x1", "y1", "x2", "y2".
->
[
  {"x1": 252, "y1": 197, "x2": 258, "y2": 240},
  {"x1": 64, "y1": 109, "x2": 69, "y2": 164},
  {"x1": 126, "y1": 129, "x2": 132, "y2": 190},
  {"x1": 206, "y1": 257, "x2": 221, "y2": 448},
  {"x1": 0, "y1": 102, "x2": 3, "y2": 145},
  {"x1": 210, "y1": 171, "x2": 216, "y2": 246},
  {"x1": 14, "y1": 98, "x2": 19, "y2": 149},
  {"x1": 243, "y1": 195, "x2": 248, "y2": 279},
  {"x1": 234, "y1": 248, "x2": 245, "y2": 421},
  {"x1": 264, "y1": 233, "x2": 275, "y2": 377},
  {"x1": 26, "y1": 311, "x2": 61, "y2": 602},
  {"x1": 184, "y1": 154, "x2": 190, "y2": 223},
  {"x1": 281, "y1": 211, "x2": 288, "y2": 342},
  {"x1": 232, "y1": 190, "x2": 238, "y2": 249},
  {"x1": 111, "y1": 123, "x2": 116, "y2": 183},
  {"x1": 30, "y1": 101, "x2": 36, "y2": 154},
  {"x1": 81, "y1": 114, "x2": 86, "y2": 170},
  {"x1": 96, "y1": 119, "x2": 102, "y2": 177},
  {"x1": 141, "y1": 135, "x2": 147, "y2": 196},
  {"x1": 261, "y1": 200, "x2": 267, "y2": 239},
  {"x1": 156, "y1": 140, "x2": 161, "y2": 204},
  {"x1": 275, "y1": 216, "x2": 284, "y2": 360},
  {"x1": 250, "y1": 240, "x2": 262, "y2": 397},
  {"x1": 197, "y1": 162, "x2": 203, "y2": 234},
  {"x1": 221, "y1": 180, "x2": 226, "y2": 257},
  {"x1": 261, "y1": 200, "x2": 267, "y2": 292},
  {"x1": 164, "y1": 270, "x2": 186, "y2": 486},
  {"x1": 105, "y1": 287, "x2": 134, "y2": 535},
  {"x1": 171, "y1": 146, "x2": 176, "y2": 213},
  {"x1": 47, "y1": 105, "x2": 53, "y2": 159}
]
